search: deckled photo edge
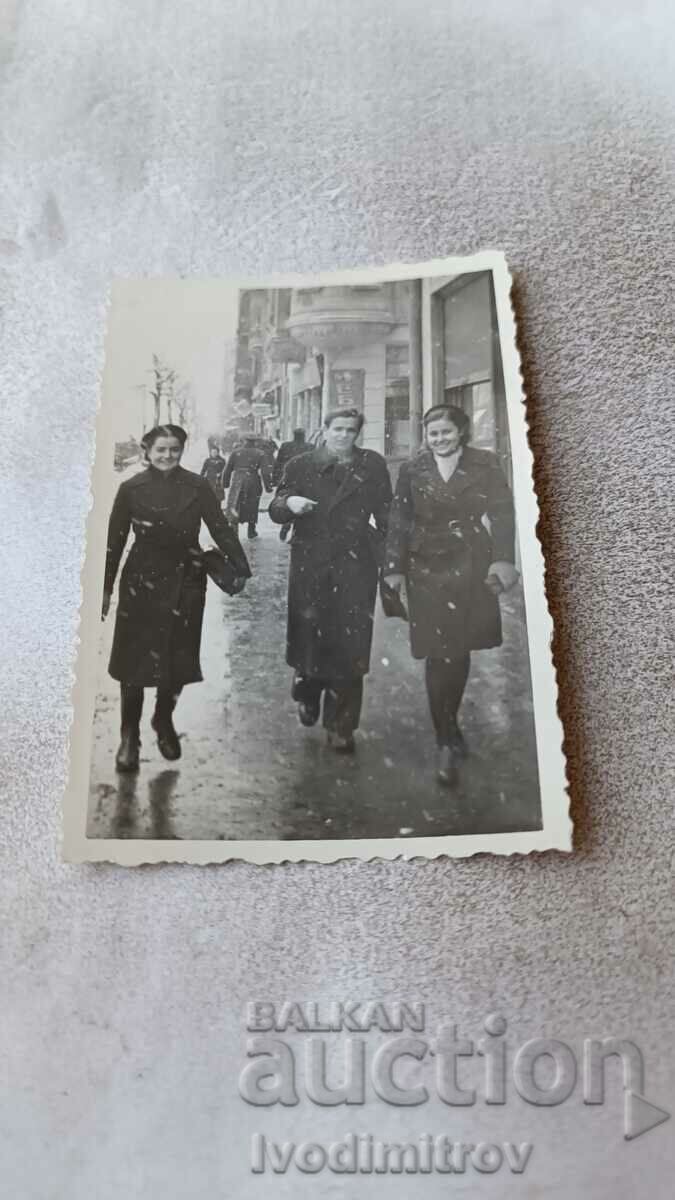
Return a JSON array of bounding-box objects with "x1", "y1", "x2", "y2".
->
[{"x1": 62, "y1": 251, "x2": 571, "y2": 866}]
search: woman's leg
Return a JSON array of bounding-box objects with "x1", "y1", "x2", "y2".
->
[
  {"x1": 152, "y1": 686, "x2": 183, "y2": 761},
  {"x1": 425, "y1": 656, "x2": 471, "y2": 785},
  {"x1": 115, "y1": 684, "x2": 144, "y2": 772},
  {"x1": 424, "y1": 656, "x2": 469, "y2": 743}
]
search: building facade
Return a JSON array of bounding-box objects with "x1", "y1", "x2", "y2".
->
[{"x1": 224, "y1": 273, "x2": 509, "y2": 477}]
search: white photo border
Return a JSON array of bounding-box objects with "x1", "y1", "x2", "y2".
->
[{"x1": 63, "y1": 252, "x2": 571, "y2": 864}]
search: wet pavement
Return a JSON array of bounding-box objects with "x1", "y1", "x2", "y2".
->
[{"x1": 87, "y1": 514, "x2": 542, "y2": 841}]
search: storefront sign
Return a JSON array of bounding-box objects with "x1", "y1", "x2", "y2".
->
[{"x1": 330, "y1": 368, "x2": 365, "y2": 410}]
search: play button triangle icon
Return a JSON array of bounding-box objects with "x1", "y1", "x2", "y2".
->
[{"x1": 624, "y1": 1090, "x2": 670, "y2": 1140}]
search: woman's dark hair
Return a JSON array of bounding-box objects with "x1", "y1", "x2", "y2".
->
[
  {"x1": 422, "y1": 404, "x2": 471, "y2": 446},
  {"x1": 323, "y1": 407, "x2": 365, "y2": 433},
  {"x1": 141, "y1": 424, "x2": 188, "y2": 459}
]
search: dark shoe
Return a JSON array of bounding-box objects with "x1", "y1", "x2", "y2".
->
[
  {"x1": 436, "y1": 744, "x2": 459, "y2": 787},
  {"x1": 115, "y1": 730, "x2": 140, "y2": 773},
  {"x1": 279, "y1": 524, "x2": 290, "y2": 542},
  {"x1": 327, "y1": 731, "x2": 356, "y2": 754},
  {"x1": 151, "y1": 713, "x2": 182, "y2": 761},
  {"x1": 247, "y1": 525, "x2": 259, "y2": 540},
  {"x1": 298, "y1": 701, "x2": 320, "y2": 727}
]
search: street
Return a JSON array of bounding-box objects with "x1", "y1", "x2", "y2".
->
[{"x1": 86, "y1": 514, "x2": 542, "y2": 841}]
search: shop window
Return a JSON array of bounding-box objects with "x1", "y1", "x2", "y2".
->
[
  {"x1": 444, "y1": 380, "x2": 495, "y2": 452},
  {"x1": 431, "y1": 273, "x2": 511, "y2": 484},
  {"x1": 385, "y1": 343, "x2": 410, "y2": 458}
]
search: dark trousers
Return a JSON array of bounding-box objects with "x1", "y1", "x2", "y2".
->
[
  {"x1": 120, "y1": 683, "x2": 183, "y2": 734},
  {"x1": 424, "y1": 654, "x2": 471, "y2": 747},
  {"x1": 292, "y1": 674, "x2": 364, "y2": 737}
]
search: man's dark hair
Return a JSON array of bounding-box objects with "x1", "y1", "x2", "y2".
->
[{"x1": 323, "y1": 407, "x2": 365, "y2": 433}]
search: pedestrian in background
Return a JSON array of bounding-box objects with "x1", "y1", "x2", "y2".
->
[
  {"x1": 384, "y1": 405, "x2": 518, "y2": 786},
  {"x1": 269, "y1": 407, "x2": 392, "y2": 753},
  {"x1": 102, "y1": 424, "x2": 250, "y2": 772},
  {"x1": 222, "y1": 433, "x2": 274, "y2": 539},
  {"x1": 273, "y1": 428, "x2": 310, "y2": 541},
  {"x1": 200, "y1": 443, "x2": 227, "y2": 504}
]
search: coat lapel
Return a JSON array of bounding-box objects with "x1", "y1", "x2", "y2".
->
[
  {"x1": 326, "y1": 451, "x2": 369, "y2": 512},
  {"x1": 415, "y1": 448, "x2": 474, "y2": 502}
]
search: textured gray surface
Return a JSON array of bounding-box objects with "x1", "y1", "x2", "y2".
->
[{"x1": 1, "y1": 1, "x2": 674, "y2": 1196}]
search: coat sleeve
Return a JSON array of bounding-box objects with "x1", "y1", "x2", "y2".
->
[
  {"x1": 384, "y1": 461, "x2": 413, "y2": 576},
  {"x1": 268, "y1": 455, "x2": 303, "y2": 524},
  {"x1": 372, "y1": 457, "x2": 393, "y2": 536},
  {"x1": 200, "y1": 459, "x2": 208, "y2": 477},
  {"x1": 104, "y1": 482, "x2": 132, "y2": 595},
  {"x1": 484, "y1": 457, "x2": 516, "y2": 563},
  {"x1": 221, "y1": 452, "x2": 236, "y2": 489},
  {"x1": 199, "y1": 480, "x2": 251, "y2": 577},
  {"x1": 260, "y1": 450, "x2": 275, "y2": 492},
  {"x1": 272, "y1": 445, "x2": 286, "y2": 486}
]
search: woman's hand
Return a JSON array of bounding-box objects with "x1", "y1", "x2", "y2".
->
[
  {"x1": 486, "y1": 562, "x2": 520, "y2": 594},
  {"x1": 286, "y1": 495, "x2": 318, "y2": 516},
  {"x1": 230, "y1": 575, "x2": 248, "y2": 595},
  {"x1": 101, "y1": 590, "x2": 111, "y2": 620}
]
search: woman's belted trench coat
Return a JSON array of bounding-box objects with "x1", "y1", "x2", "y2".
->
[
  {"x1": 385, "y1": 446, "x2": 515, "y2": 660},
  {"x1": 104, "y1": 466, "x2": 250, "y2": 687}
]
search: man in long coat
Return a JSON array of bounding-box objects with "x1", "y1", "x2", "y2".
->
[
  {"x1": 269, "y1": 407, "x2": 392, "y2": 752},
  {"x1": 222, "y1": 434, "x2": 274, "y2": 539}
]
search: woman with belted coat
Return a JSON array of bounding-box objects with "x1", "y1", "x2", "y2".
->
[
  {"x1": 384, "y1": 404, "x2": 519, "y2": 786},
  {"x1": 102, "y1": 424, "x2": 250, "y2": 772}
]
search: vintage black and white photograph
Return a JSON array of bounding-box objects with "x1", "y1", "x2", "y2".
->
[{"x1": 64, "y1": 255, "x2": 569, "y2": 862}]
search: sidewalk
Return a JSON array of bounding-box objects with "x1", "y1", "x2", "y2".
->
[{"x1": 86, "y1": 515, "x2": 541, "y2": 841}]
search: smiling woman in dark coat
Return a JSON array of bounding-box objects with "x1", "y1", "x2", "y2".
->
[
  {"x1": 102, "y1": 424, "x2": 251, "y2": 772},
  {"x1": 384, "y1": 405, "x2": 519, "y2": 786}
]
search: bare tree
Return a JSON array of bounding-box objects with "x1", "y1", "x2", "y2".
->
[
  {"x1": 174, "y1": 379, "x2": 194, "y2": 433},
  {"x1": 147, "y1": 355, "x2": 178, "y2": 425}
]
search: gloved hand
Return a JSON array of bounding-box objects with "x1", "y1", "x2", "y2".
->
[
  {"x1": 486, "y1": 561, "x2": 520, "y2": 594},
  {"x1": 287, "y1": 496, "x2": 318, "y2": 516}
]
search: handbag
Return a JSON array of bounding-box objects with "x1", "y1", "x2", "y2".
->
[{"x1": 201, "y1": 547, "x2": 243, "y2": 596}]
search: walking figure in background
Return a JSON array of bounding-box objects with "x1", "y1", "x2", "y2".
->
[
  {"x1": 102, "y1": 424, "x2": 250, "y2": 773},
  {"x1": 384, "y1": 405, "x2": 518, "y2": 787},
  {"x1": 222, "y1": 433, "x2": 274, "y2": 539},
  {"x1": 269, "y1": 408, "x2": 392, "y2": 753},
  {"x1": 200, "y1": 443, "x2": 227, "y2": 504},
  {"x1": 273, "y1": 428, "x2": 310, "y2": 541}
]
